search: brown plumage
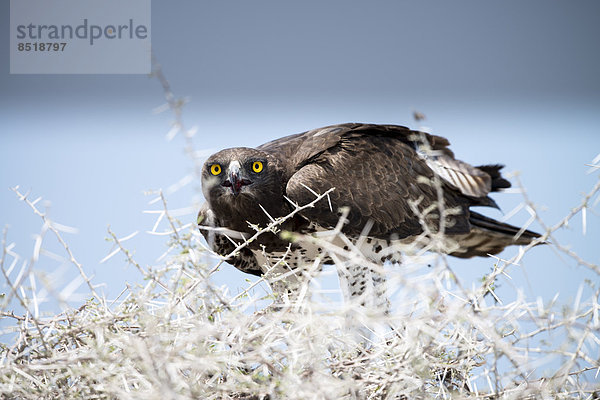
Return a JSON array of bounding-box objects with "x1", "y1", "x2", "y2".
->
[{"x1": 198, "y1": 123, "x2": 540, "y2": 300}]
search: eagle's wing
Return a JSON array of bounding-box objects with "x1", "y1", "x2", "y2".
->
[
  {"x1": 280, "y1": 123, "x2": 499, "y2": 238},
  {"x1": 257, "y1": 125, "x2": 349, "y2": 176}
]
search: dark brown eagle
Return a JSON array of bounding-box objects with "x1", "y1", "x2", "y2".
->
[{"x1": 198, "y1": 123, "x2": 540, "y2": 303}]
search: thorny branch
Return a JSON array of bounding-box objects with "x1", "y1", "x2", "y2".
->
[
  {"x1": 10, "y1": 186, "x2": 101, "y2": 302},
  {"x1": 1, "y1": 65, "x2": 599, "y2": 400},
  {"x1": 199, "y1": 187, "x2": 336, "y2": 276}
]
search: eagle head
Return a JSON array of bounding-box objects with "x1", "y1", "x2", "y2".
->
[{"x1": 201, "y1": 147, "x2": 288, "y2": 230}]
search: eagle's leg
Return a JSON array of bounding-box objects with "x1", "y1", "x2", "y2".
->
[
  {"x1": 336, "y1": 262, "x2": 390, "y2": 345},
  {"x1": 268, "y1": 277, "x2": 302, "y2": 308},
  {"x1": 255, "y1": 240, "x2": 333, "y2": 310},
  {"x1": 262, "y1": 253, "x2": 319, "y2": 310},
  {"x1": 340, "y1": 263, "x2": 390, "y2": 314}
]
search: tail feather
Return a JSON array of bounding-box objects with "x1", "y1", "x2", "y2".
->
[
  {"x1": 449, "y1": 211, "x2": 542, "y2": 259},
  {"x1": 476, "y1": 164, "x2": 511, "y2": 192}
]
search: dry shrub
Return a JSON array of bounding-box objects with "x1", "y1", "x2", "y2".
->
[{"x1": 1, "y1": 61, "x2": 598, "y2": 399}]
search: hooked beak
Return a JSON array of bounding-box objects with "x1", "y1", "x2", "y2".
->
[{"x1": 222, "y1": 161, "x2": 252, "y2": 196}]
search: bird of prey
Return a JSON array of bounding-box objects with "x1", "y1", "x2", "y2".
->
[{"x1": 198, "y1": 123, "x2": 540, "y2": 303}]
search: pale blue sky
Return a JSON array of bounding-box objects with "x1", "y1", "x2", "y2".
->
[{"x1": 1, "y1": 1, "x2": 599, "y2": 321}]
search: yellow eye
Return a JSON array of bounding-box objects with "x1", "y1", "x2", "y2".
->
[
  {"x1": 210, "y1": 164, "x2": 221, "y2": 175},
  {"x1": 252, "y1": 161, "x2": 263, "y2": 173}
]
